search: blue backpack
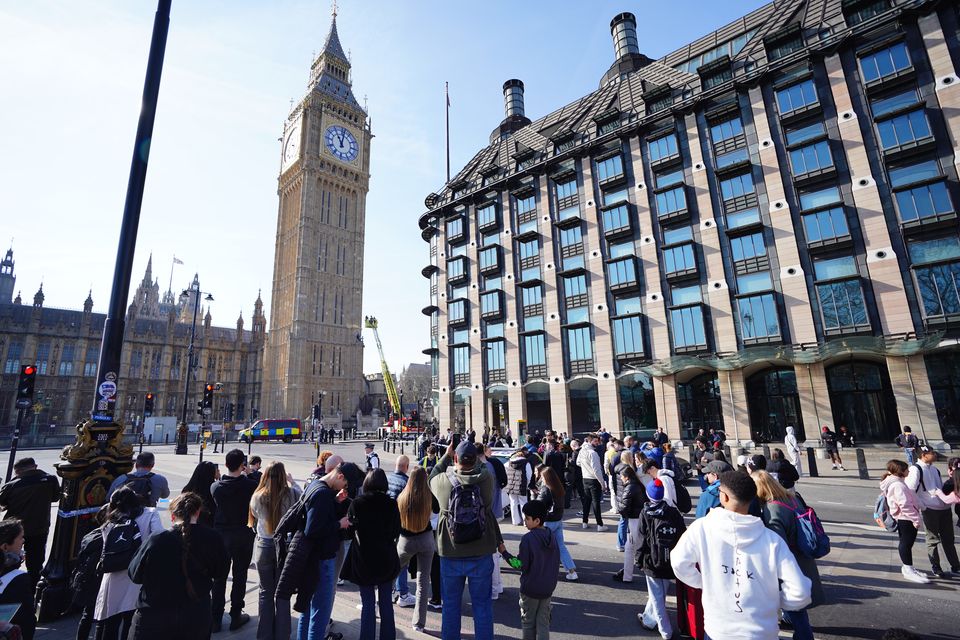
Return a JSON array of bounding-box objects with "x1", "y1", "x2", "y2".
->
[
  {"x1": 873, "y1": 493, "x2": 898, "y2": 532},
  {"x1": 772, "y1": 498, "x2": 830, "y2": 559}
]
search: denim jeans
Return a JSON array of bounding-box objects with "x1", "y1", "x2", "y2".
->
[
  {"x1": 905, "y1": 448, "x2": 916, "y2": 465},
  {"x1": 359, "y1": 581, "x2": 396, "y2": 640},
  {"x1": 782, "y1": 609, "x2": 814, "y2": 640},
  {"x1": 440, "y1": 555, "x2": 493, "y2": 640},
  {"x1": 543, "y1": 520, "x2": 575, "y2": 571},
  {"x1": 396, "y1": 569, "x2": 409, "y2": 597},
  {"x1": 297, "y1": 557, "x2": 338, "y2": 640},
  {"x1": 642, "y1": 576, "x2": 673, "y2": 639},
  {"x1": 617, "y1": 516, "x2": 628, "y2": 549}
]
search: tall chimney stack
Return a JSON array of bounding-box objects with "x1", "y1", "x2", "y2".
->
[
  {"x1": 503, "y1": 79, "x2": 526, "y2": 119},
  {"x1": 610, "y1": 12, "x2": 640, "y2": 60}
]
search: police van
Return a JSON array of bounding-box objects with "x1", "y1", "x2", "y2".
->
[{"x1": 239, "y1": 419, "x2": 301, "y2": 443}]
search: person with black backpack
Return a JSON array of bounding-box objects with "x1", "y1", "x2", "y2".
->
[
  {"x1": 70, "y1": 506, "x2": 107, "y2": 640},
  {"x1": 636, "y1": 479, "x2": 685, "y2": 640},
  {"x1": 429, "y1": 440, "x2": 504, "y2": 640},
  {"x1": 94, "y1": 487, "x2": 163, "y2": 640},
  {"x1": 107, "y1": 452, "x2": 170, "y2": 508}
]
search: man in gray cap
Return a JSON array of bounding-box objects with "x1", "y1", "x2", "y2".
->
[
  {"x1": 695, "y1": 460, "x2": 733, "y2": 519},
  {"x1": 364, "y1": 442, "x2": 380, "y2": 472}
]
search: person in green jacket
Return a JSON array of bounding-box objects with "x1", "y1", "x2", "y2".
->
[{"x1": 429, "y1": 440, "x2": 506, "y2": 640}]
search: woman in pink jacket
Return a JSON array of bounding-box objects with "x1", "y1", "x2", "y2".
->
[{"x1": 880, "y1": 459, "x2": 927, "y2": 584}]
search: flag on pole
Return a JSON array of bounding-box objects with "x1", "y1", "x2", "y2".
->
[{"x1": 172, "y1": 256, "x2": 183, "y2": 265}]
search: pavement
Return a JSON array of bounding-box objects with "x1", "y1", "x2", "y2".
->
[{"x1": 11, "y1": 440, "x2": 960, "y2": 640}]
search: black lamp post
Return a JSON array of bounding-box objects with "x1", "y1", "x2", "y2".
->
[{"x1": 175, "y1": 277, "x2": 213, "y2": 454}]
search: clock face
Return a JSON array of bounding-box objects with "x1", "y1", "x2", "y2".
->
[
  {"x1": 324, "y1": 125, "x2": 359, "y2": 163},
  {"x1": 282, "y1": 120, "x2": 301, "y2": 168}
]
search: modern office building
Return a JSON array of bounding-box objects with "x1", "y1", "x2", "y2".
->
[{"x1": 419, "y1": 0, "x2": 960, "y2": 445}]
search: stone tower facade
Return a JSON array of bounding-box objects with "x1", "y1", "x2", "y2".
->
[{"x1": 261, "y1": 11, "x2": 369, "y2": 421}]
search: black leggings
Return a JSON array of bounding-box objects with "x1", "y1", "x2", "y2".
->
[
  {"x1": 94, "y1": 611, "x2": 133, "y2": 640},
  {"x1": 581, "y1": 479, "x2": 604, "y2": 526},
  {"x1": 897, "y1": 519, "x2": 918, "y2": 566}
]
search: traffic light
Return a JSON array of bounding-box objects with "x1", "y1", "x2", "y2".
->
[
  {"x1": 312, "y1": 404, "x2": 320, "y2": 420},
  {"x1": 226, "y1": 402, "x2": 234, "y2": 421},
  {"x1": 17, "y1": 365, "x2": 37, "y2": 403},
  {"x1": 196, "y1": 401, "x2": 204, "y2": 416},
  {"x1": 251, "y1": 407, "x2": 259, "y2": 419},
  {"x1": 202, "y1": 383, "x2": 214, "y2": 409},
  {"x1": 144, "y1": 393, "x2": 155, "y2": 418}
]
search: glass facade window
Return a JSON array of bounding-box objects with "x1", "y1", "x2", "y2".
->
[
  {"x1": 844, "y1": 0, "x2": 890, "y2": 25},
  {"x1": 483, "y1": 275, "x2": 502, "y2": 290},
  {"x1": 521, "y1": 266, "x2": 541, "y2": 282},
  {"x1": 477, "y1": 203, "x2": 497, "y2": 228},
  {"x1": 789, "y1": 139, "x2": 834, "y2": 175},
  {"x1": 486, "y1": 340, "x2": 505, "y2": 371},
  {"x1": 775, "y1": 79, "x2": 818, "y2": 114},
  {"x1": 449, "y1": 285, "x2": 467, "y2": 299},
  {"x1": 871, "y1": 89, "x2": 919, "y2": 118},
  {"x1": 655, "y1": 168, "x2": 684, "y2": 189},
  {"x1": 890, "y1": 160, "x2": 953, "y2": 223},
  {"x1": 860, "y1": 42, "x2": 911, "y2": 83},
  {"x1": 518, "y1": 239, "x2": 539, "y2": 261},
  {"x1": 517, "y1": 194, "x2": 536, "y2": 215},
  {"x1": 876, "y1": 109, "x2": 932, "y2": 150},
  {"x1": 803, "y1": 207, "x2": 849, "y2": 243},
  {"x1": 915, "y1": 262, "x2": 960, "y2": 321},
  {"x1": 446, "y1": 217, "x2": 464, "y2": 241},
  {"x1": 562, "y1": 254, "x2": 585, "y2": 270},
  {"x1": 909, "y1": 236, "x2": 960, "y2": 263},
  {"x1": 58, "y1": 344, "x2": 75, "y2": 376},
  {"x1": 485, "y1": 322, "x2": 504, "y2": 339},
  {"x1": 596, "y1": 154, "x2": 625, "y2": 182},
  {"x1": 711, "y1": 118, "x2": 744, "y2": 144},
  {"x1": 564, "y1": 274, "x2": 588, "y2": 299},
  {"x1": 816, "y1": 279, "x2": 869, "y2": 332},
  {"x1": 731, "y1": 232, "x2": 766, "y2": 261},
  {"x1": 608, "y1": 257, "x2": 638, "y2": 288},
  {"x1": 727, "y1": 207, "x2": 761, "y2": 229},
  {"x1": 673, "y1": 30, "x2": 756, "y2": 73},
  {"x1": 556, "y1": 178, "x2": 579, "y2": 217},
  {"x1": 664, "y1": 243, "x2": 696, "y2": 274},
  {"x1": 565, "y1": 326, "x2": 593, "y2": 363},
  {"x1": 720, "y1": 172, "x2": 755, "y2": 201},
  {"x1": 481, "y1": 231, "x2": 499, "y2": 247},
  {"x1": 559, "y1": 225, "x2": 582, "y2": 249},
  {"x1": 613, "y1": 315, "x2": 644, "y2": 356},
  {"x1": 447, "y1": 258, "x2": 465, "y2": 280},
  {"x1": 785, "y1": 120, "x2": 825, "y2": 146},
  {"x1": 656, "y1": 186, "x2": 687, "y2": 216},
  {"x1": 603, "y1": 187, "x2": 629, "y2": 206},
  {"x1": 449, "y1": 243, "x2": 468, "y2": 257},
  {"x1": 889, "y1": 160, "x2": 941, "y2": 187},
  {"x1": 4, "y1": 342, "x2": 23, "y2": 375},
  {"x1": 716, "y1": 147, "x2": 750, "y2": 169},
  {"x1": 478, "y1": 246, "x2": 499, "y2": 271},
  {"x1": 767, "y1": 34, "x2": 804, "y2": 61},
  {"x1": 452, "y1": 346, "x2": 470, "y2": 379},
  {"x1": 813, "y1": 255, "x2": 858, "y2": 280},
  {"x1": 518, "y1": 218, "x2": 538, "y2": 235},
  {"x1": 703, "y1": 68, "x2": 733, "y2": 89},
  {"x1": 524, "y1": 334, "x2": 546, "y2": 366},
  {"x1": 648, "y1": 134, "x2": 679, "y2": 163},
  {"x1": 480, "y1": 290, "x2": 502, "y2": 316},
  {"x1": 521, "y1": 285, "x2": 543, "y2": 310},
  {"x1": 663, "y1": 226, "x2": 693, "y2": 245},
  {"x1": 448, "y1": 300, "x2": 466, "y2": 323},
  {"x1": 671, "y1": 305, "x2": 707, "y2": 350},
  {"x1": 524, "y1": 315, "x2": 544, "y2": 332},
  {"x1": 451, "y1": 328, "x2": 469, "y2": 344},
  {"x1": 799, "y1": 185, "x2": 842, "y2": 210},
  {"x1": 566, "y1": 306, "x2": 589, "y2": 324},
  {"x1": 608, "y1": 241, "x2": 634, "y2": 258},
  {"x1": 672, "y1": 284, "x2": 702, "y2": 305},
  {"x1": 615, "y1": 296, "x2": 642, "y2": 314},
  {"x1": 602, "y1": 203, "x2": 631, "y2": 234},
  {"x1": 737, "y1": 270, "x2": 773, "y2": 294},
  {"x1": 738, "y1": 294, "x2": 780, "y2": 340}
]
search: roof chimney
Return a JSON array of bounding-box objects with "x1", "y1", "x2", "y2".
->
[
  {"x1": 610, "y1": 13, "x2": 640, "y2": 60},
  {"x1": 503, "y1": 79, "x2": 525, "y2": 119}
]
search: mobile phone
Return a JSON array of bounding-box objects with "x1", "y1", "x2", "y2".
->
[{"x1": 452, "y1": 432, "x2": 461, "y2": 446}]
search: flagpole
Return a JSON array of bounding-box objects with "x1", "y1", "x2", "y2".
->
[
  {"x1": 445, "y1": 81, "x2": 450, "y2": 184},
  {"x1": 168, "y1": 255, "x2": 175, "y2": 295}
]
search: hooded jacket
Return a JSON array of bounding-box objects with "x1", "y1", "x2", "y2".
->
[
  {"x1": 656, "y1": 469, "x2": 678, "y2": 508},
  {"x1": 906, "y1": 460, "x2": 948, "y2": 510},
  {"x1": 671, "y1": 507, "x2": 812, "y2": 640},
  {"x1": 505, "y1": 454, "x2": 532, "y2": 496},
  {"x1": 577, "y1": 442, "x2": 605, "y2": 483},
  {"x1": 517, "y1": 526, "x2": 560, "y2": 599},
  {"x1": 429, "y1": 454, "x2": 502, "y2": 558},
  {"x1": 784, "y1": 427, "x2": 800, "y2": 456},
  {"x1": 695, "y1": 480, "x2": 722, "y2": 519},
  {"x1": 880, "y1": 474, "x2": 922, "y2": 527}
]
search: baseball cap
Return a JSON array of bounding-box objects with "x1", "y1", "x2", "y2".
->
[
  {"x1": 704, "y1": 460, "x2": 733, "y2": 476},
  {"x1": 455, "y1": 441, "x2": 478, "y2": 461}
]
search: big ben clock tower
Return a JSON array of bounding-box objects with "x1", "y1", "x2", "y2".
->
[{"x1": 262, "y1": 7, "x2": 370, "y2": 421}]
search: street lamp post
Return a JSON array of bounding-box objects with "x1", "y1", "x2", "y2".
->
[{"x1": 175, "y1": 278, "x2": 213, "y2": 455}]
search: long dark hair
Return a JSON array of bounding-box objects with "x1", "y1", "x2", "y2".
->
[
  {"x1": 536, "y1": 464, "x2": 565, "y2": 503},
  {"x1": 170, "y1": 492, "x2": 205, "y2": 602},
  {"x1": 0, "y1": 519, "x2": 23, "y2": 547},
  {"x1": 107, "y1": 486, "x2": 144, "y2": 522},
  {"x1": 363, "y1": 468, "x2": 388, "y2": 494},
  {"x1": 183, "y1": 461, "x2": 218, "y2": 500}
]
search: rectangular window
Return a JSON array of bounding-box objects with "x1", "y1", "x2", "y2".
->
[
  {"x1": 596, "y1": 155, "x2": 625, "y2": 183},
  {"x1": 815, "y1": 272, "x2": 869, "y2": 331},
  {"x1": 562, "y1": 254, "x2": 585, "y2": 271},
  {"x1": 566, "y1": 306, "x2": 589, "y2": 324},
  {"x1": 655, "y1": 168, "x2": 684, "y2": 189},
  {"x1": 664, "y1": 243, "x2": 696, "y2": 275},
  {"x1": 481, "y1": 232, "x2": 499, "y2": 247},
  {"x1": 524, "y1": 334, "x2": 546, "y2": 367},
  {"x1": 485, "y1": 322, "x2": 505, "y2": 339},
  {"x1": 556, "y1": 178, "x2": 579, "y2": 216},
  {"x1": 446, "y1": 217, "x2": 464, "y2": 241},
  {"x1": 785, "y1": 120, "x2": 826, "y2": 146},
  {"x1": 516, "y1": 194, "x2": 536, "y2": 216},
  {"x1": 915, "y1": 259, "x2": 960, "y2": 320},
  {"x1": 727, "y1": 207, "x2": 761, "y2": 229},
  {"x1": 518, "y1": 239, "x2": 539, "y2": 261},
  {"x1": 451, "y1": 329, "x2": 469, "y2": 345},
  {"x1": 83, "y1": 345, "x2": 98, "y2": 377},
  {"x1": 703, "y1": 68, "x2": 733, "y2": 89},
  {"x1": 615, "y1": 296, "x2": 642, "y2": 314},
  {"x1": 803, "y1": 207, "x2": 850, "y2": 243},
  {"x1": 447, "y1": 258, "x2": 465, "y2": 280},
  {"x1": 565, "y1": 326, "x2": 593, "y2": 365},
  {"x1": 720, "y1": 173, "x2": 755, "y2": 201},
  {"x1": 478, "y1": 246, "x2": 499, "y2": 271},
  {"x1": 648, "y1": 134, "x2": 679, "y2": 163},
  {"x1": 789, "y1": 140, "x2": 834, "y2": 175},
  {"x1": 656, "y1": 186, "x2": 687, "y2": 217},
  {"x1": 814, "y1": 255, "x2": 859, "y2": 280},
  {"x1": 564, "y1": 274, "x2": 588, "y2": 302},
  {"x1": 775, "y1": 79, "x2": 818, "y2": 115},
  {"x1": 889, "y1": 160, "x2": 941, "y2": 187},
  {"x1": 559, "y1": 225, "x2": 582, "y2": 248},
  {"x1": 608, "y1": 241, "x2": 634, "y2": 259},
  {"x1": 909, "y1": 236, "x2": 960, "y2": 264},
  {"x1": 483, "y1": 276, "x2": 502, "y2": 291},
  {"x1": 448, "y1": 300, "x2": 466, "y2": 324},
  {"x1": 449, "y1": 285, "x2": 467, "y2": 300},
  {"x1": 895, "y1": 182, "x2": 953, "y2": 222},
  {"x1": 608, "y1": 257, "x2": 638, "y2": 288},
  {"x1": 4, "y1": 342, "x2": 23, "y2": 375},
  {"x1": 36, "y1": 342, "x2": 50, "y2": 375},
  {"x1": 648, "y1": 92, "x2": 673, "y2": 113},
  {"x1": 603, "y1": 187, "x2": 629, "y2": 206},
  {"x1": 672, "y1": 284, "x2": 702, "y2": 305},
  {"x1": 871, "y1": 89, "x2": 919, "y2": 118},
  {"x1": 613, "y1": 315, "x2": 644, "y2": 357},
  {"x1": 518, "y1": 218, "x2": 537, "y2": 235},
  {"x1": 671, "y1": 305, "x2": 707, "y2": 350},
  {"x1": 449, "y1": 244, "x2": 468, "y2": 258},
  {"x1": 477, "y1": 203, "x2": 497, "y2": 229},
  {"x1": 876, "y1": 109, "x2": 932, "y2": 150},
  {"x1": 521, "y1": 266, "x2": 541, "y2": 282},
  {"x1": 522, "y1": 285, "x2": 544, "y2": 313},
  {"x1": 737, "y1": 293, "x2": 781, "y2": 339},
  {"x1": 711, "y1": 118, "x2": 744, "y2": 144},
  {"x1": 58, "y1": 344, "x2": 76, "y2": 376},
  {"x1": 480, "y1": 290, "x2": 502, "y2": 317},
  {"x1": 737, "y1": 270, "x2": 773, "y2": 294},
  {"x1": 730, "y1": 233, "x2": 766, "y2": 261},
  {"x1": 663, "y1": 226, "x2": 693, "y2": 245},
  {"x1": 799, "y1": 185, "x2": 842, "y2": 211},
  {"x1": 524, "y1": 315, "x2": 544, "y2": 332},
  {"x1": 716, "y1": 147, "x2": 750, "y2": 169},
  {"x1": 486, "y1": 340, "x2": 505, "y2": 372},
  {"x1": 602, "y1": 203, "x2": 631, "y2": 235},
  {"x1": 767, "y1": 34, "x2": 804, "y2": 62},
  {"x1": 860, "y1": 42, "x2": 911, "y2": 83},
  {"x1": 844, "y1": 0, "x2": 890, "y2": 25},
  {"x1": 452, "y1": 346, "x2": 470, "y2": 384}
]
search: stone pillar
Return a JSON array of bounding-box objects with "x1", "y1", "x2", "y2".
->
[
  {"x1": 793, "y1": 362, "x2": 832, "y2": 444},
  {"x1": 919, "y1": 12, "x2": 960, "y2": 173},
  {"x1": 549, "y1": 379, "x2": 572, "y2": 436},
  {"x1": 654, "y1": 376, "x2": 682, "y2": 440},
  {"x1": 718, "y1": 368, "x2": 749, "y2": 444},
  {"x1": 886, "y1": 354, "x2": 944, "y2": 443}
]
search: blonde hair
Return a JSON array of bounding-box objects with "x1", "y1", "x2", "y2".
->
[
  {"x1": 398, "y1": 466, "x2": 432, "y2": 533},
  {"x1": 619, "y1": 450, "x2": 635, "y2": 469},
  {"x1": 750, "y1": 470, "x2": 790, "y2": 503},
  {"x1": 248, "y1": 462, "x2": 293, "y2": 534}
]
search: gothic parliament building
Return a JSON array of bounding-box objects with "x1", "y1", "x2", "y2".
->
[{"x1": 0, "y1": 13, "x2": 369, "y2": 432}]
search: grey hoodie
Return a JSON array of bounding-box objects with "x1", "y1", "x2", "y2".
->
[{"x1": 518, "y1": 526, "x2": 560, "y2": 599}]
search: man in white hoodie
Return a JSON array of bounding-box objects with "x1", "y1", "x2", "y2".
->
[
  {"x1": 784, "y1": 426, "x2": 802, "y2": 476},
  {"x1": 906, "y1": 445, "x2": 960, "y2": 577},
  {"x1": 671, "y1": 471, "x2": 811, "y2": 640},
  {"x1": 577, "y1": 434, "x2": 608, "y2": 531}
]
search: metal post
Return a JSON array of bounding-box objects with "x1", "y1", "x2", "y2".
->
[
  {"x1": 855, "y1": 448, "x2": 869, "y2": 480},
  {"x1": 177, "y1": 283, "x2": 201, "y2": 454},
  {"x1": 806, "y1": 446, "x2": 819, "y2": 478},
  {"x1": 4, "y1": 408, "x2": 25, "y2": 483}
]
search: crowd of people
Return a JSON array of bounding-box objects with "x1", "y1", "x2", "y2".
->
[{"x1": 0, "y1": 424, "x2": 957, "y2": 640}]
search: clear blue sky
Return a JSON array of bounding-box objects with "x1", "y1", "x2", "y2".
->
[{"x1": 0, "y1": 0, "x2": 764, "y2": 375}]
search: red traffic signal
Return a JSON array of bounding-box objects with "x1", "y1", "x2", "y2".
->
[
  {"x1": 17, "y1": 365, "x2": 37, "y2": 404},
  {"x1": 22, "y1": 365, "x2": 36, "y2": 376}
]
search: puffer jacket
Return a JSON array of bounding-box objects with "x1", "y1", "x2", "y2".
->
[
  {"x1": 505, "y1": 456, "x2": 531, "y2": 496},
  {"x1": 616, "y1": 479, "x2": 647, "y2": 519},
  {"x1": 275, "y1": 530, "x2": 319, "y2": 613}
]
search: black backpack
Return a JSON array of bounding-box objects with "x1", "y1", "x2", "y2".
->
[
  {"x1": 273, "y1": 479, "x2": 324, "y2": 565},
  {"x1": 70, "y1": 527, "x2": 104, "y2": 606},
  {"x1": 100, "y1": 519, "x2": 142, "y2": 573},
  {"x1": 639, "y1": 509, "x2": 684, "y2": 574},
  {"x1": 446, "y1": 470, "x2": 485, "y2": 544},
  {"x1": 122, "y1": 472, "x2": 155, "y2": 506},
  {"x1": 674, "y1": 481, "x2": 692, "y2": 514}
]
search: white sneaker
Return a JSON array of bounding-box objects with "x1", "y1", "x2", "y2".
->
[
  {"x1": 582, "y1": 523, "x2": 590, "y2": 529},
  {"x1": 840, "y1": 466, "x2": 846, "y2": 471},
  {"x1": 902, "y1": 566, "x2": 930, "y2": 584},
  {"x1": 597, "y1": 525, "x2": 609, "y2": 532},
  {"x1": 566, "y1": 570, "x2": 579, "y2": 581},
  {"x1": 413, "y1": 624, "x2": 425, "y2": 633},
  {"x1": 831, "y1": 464, "x2": 837, "y2": 470},
  {"x1": 397, "y1": 593, "x2": 417, "y2": 608},
  {"x1": 491, "y1": 591, "x2": 499, "y2": 600},
  {"x1": 637, "y1": 613, "x2": 656, "y2": 631}
]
